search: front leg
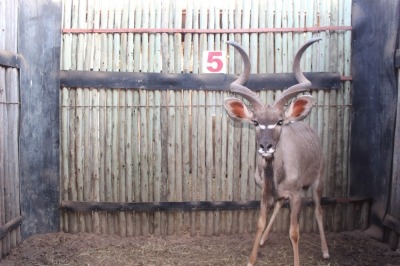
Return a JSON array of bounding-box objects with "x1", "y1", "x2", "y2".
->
[
  {"x1": 248, "y1": 185, "x2": 269, "y2": 266},
  {"x1": 260, "y1": 200, "x2": 283, "y2": 246}
]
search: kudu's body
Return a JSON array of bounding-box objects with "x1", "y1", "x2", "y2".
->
[{"x1": 224, "y1": 38, "x2": 329, "y2": 266}]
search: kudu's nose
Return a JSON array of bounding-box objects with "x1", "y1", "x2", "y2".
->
[
  {"x1": 259, "y1": 144, "x2": 273, "y2": 151},
  {"x1": 258, "y1": 143, "x2": 275, "y2": 158}
]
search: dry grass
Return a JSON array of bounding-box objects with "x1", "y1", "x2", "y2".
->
[{"x1": 1, "y1": 230, "x2": 399, "y2": 266}]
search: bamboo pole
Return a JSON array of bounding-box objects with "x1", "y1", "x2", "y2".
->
[
  {"x1": 175, "y1": 90, "x2": 183, "y2": 235},
  {"x1": 111, "y1": 89, "x2": 119, "y2": 235},
  {"x1": 238, "y1": 0, "x2": 250, "y2": 234},
  {"x1": 98, "y1": 0, "x2": 109, "y2": 234},
  {"x1": 61, "y1": 86, "x2": 69, "y2": 232},
  {"x1": 197, "y1": 1, "x2": 207, "y2": 236},
  {"x1": 118, "y1": 88, "x2": 127, "y2": 237},
  {"x1": 174, "y1": 0, "x2": 184, "y2": 236},
  {"x1": 321, "y1": 0, "x2": 334, "y2": 232},
  {"x1": 83, "y1": 89, "x2": 92, "y2": 233},
  {"x1": 105, "y1": 90, "x2": 114, "y2": 234},
  {"x1": 125, "y1": 89, "x2": 134, "y2": 236},
  {"x1": 245, "y1": 0, "x2": 258, "y2": 233},
  {"x1": 98, "y1": 88, "x2": 107, "y2": 234},
  {"x1": 197, "y1": 90, "x2": 207, "y2": 236},
  {"x1": 91, "y1": 88, "x2": 100, "y2": 234},
  {"x1": 213, "y1": 4, "x2": 223, "y2": 237},
  {"x1": 61, "y1": 0, "x2": 72, "y2": 233},
  {"x1": 0, "y1": 64, "x2": 6, "y2": 254},
  {"x1": 147, "y1": 1, "x2": 156, "y2": 235},
  {"x1": 125, "y1": 0, "x2": 135, "y2": 237},
  {"x1": 273, "y1": 0, "x2": 285, "y2": 233},
  {"x1": 189, "y1": 0, "x2": 200, "y2": 236},
  {"x1": 115, "y1": 0, "x2": 128, "y2": 237},
  {"x1": 68, "y1": 89, "x2": 78, "y2": 233},
  {"x1": 141, "y1": 1, "x2": 152, "y2": 235},
  {"x1": 205, "y1": 91, "x2": 214, "y2": 236},
  {"x1": 152, "y1": 89, "x2": 162, "y2": 235},
  {"x1": 224, "y1": 0, "x2": 236, "y2": 234},
  {"x1": 182, "y1": 0, "x2": 192, "y2": 233},
  {"x1": 214, "y1": 91, "x2": 223, "y2": 236},
  {"x1": 205, "y1": 1, "x2": 215, "y2": 236},
  {"x1": 167, "y1": 90, "x2": 176, "y2": 235},
  {"x1": 5, "y1": 0, "x2": 19, "y2": 248},
  {"x1": 191, "y1": 89, "x2": 199, "y2": 236},
  {"x1": 343, "y1": 0, "x2": 353, "y2": 230},
  {"x1": 218, "y1": 4, "x2": 229, "y2": 236},
  {"x1": 68, "y1": 0, "x2": 80, "y2": 234},
  {"x1": 133, "y1": 0, "x2": 142, "y2": 236},
  {"x1": 140, "y1": 89, "x2": 150, "y2": 236},
  {"x1": 82, "y1": 0, "x2": 93, "y2": 233},
  {"x1": 329, "y1": 0, "x2": 342, "y2": 232},
  {"x1": 90, "y1": 0, "x2": 101, "y2": 235},
  {"x1": 160, "y1": 0, "x2": 170, "y2": 236},
  {"x1": 152, "y1": 0, "x2": 163, "y2": 236},
  {"x1": 132, "y1": 89, "x2": 140, "y2": 236}
]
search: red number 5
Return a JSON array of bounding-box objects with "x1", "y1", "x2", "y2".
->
[{"x1": 206, "y1": 51, "x2": 224, "y2": 72}]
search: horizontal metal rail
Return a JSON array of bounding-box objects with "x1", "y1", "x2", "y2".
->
[
  {"x1": 62, "y1": 26, "x2": 353, "y2": 34},
  {"x1": 60, "y1": 198, "x2": 369, "y2": 213},
  {"x1": 60, "y1": 71, "x2": 343, "y2": 90},
  {"x1": 0, "y1": 216, "x2": 23, "y2": 240},
  {"x1": 0, "y1": 49, "x2": 22, "y2": 68}
]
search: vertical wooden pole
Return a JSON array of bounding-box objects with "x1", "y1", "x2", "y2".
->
[
  {"x1": 0, "y1": 2, "x2": 7, "y2": 250},
  {"x1": 18, "y1": 0, "x2": 62, "y2": 238}
]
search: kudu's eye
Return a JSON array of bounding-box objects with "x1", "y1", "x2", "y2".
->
[
  {"x1": 252, "y1": 120, "x2": 259, "y2": 126},
  {"x1": 277, "y1": 120, "x2": 284, "y2": 126}
]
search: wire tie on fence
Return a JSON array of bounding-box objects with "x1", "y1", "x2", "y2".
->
[{"x1": 0, "y1": 102, "x2": 20, "y2": 105}]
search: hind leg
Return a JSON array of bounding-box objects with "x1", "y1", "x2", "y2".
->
[
  {"x1": 312, "y1": 179, "x2": 330, "y2": 259},
  {"x1": 289, "y1": 194, "x2": 302, "y2": 266}
]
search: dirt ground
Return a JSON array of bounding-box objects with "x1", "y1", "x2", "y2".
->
[{"x1": 1, "y1": 230, "x2": 399, "y2": 266}]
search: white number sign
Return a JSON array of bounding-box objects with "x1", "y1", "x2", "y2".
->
[{"x1": 202, "y1": 51, "x2": 226, "y2": 73}]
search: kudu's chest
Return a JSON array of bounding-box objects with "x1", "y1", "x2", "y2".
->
[{"x1": 259, "y1": 123, "x2": 323, "y2": 201}]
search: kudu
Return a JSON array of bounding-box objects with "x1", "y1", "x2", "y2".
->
[{"x1": 224, "y1": 38, "x2": 329, "y2": 266}]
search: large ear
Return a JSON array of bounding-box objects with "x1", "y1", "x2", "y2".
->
[
  {"x1": 285, "y1": 95, "x2": 314, "y2": 122},
  {"x1": 224, "y1": 98, "x2": 254, "y2": 123}
]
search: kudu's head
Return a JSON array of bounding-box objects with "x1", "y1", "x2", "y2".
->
[{"x1": 224, "y1": 38, "x2": 321, "y2": 159}]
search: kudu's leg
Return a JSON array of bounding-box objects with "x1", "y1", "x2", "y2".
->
[
  {"x1": 312, "y1": 180, "x2": 330, "y2": 259},
  {"x1": 248, "y1": 186, "x2": 269, "y2": 266},
  {"x1": 260, "y1": 200, "x2": 283, "y2": 246},
  {"x1": 289, "y1": 195, "x2": 302, "y2": 266}
]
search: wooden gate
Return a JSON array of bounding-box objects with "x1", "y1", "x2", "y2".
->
[{"x1": 350, "y1": 0, "x2": 400, "y2": 250}]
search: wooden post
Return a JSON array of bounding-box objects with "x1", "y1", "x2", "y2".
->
[
  {"x1": 18, "y1": 0, "x2": 62, "y2": 238},
  {"x1": 350, "y1": 0, "x2": 399, "y2": 240}
]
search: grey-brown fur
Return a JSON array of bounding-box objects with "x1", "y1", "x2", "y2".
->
[{"x1": 224, "y1": 39, "x2": 329, "y2": 266}]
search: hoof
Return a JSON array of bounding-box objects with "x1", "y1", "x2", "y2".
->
[
  {"x1": 247, "y1": 263, "x2": 254, "y2": 266},
  {"x1": 322, "y1": 253, "x2": 330, "y2": 259}
]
